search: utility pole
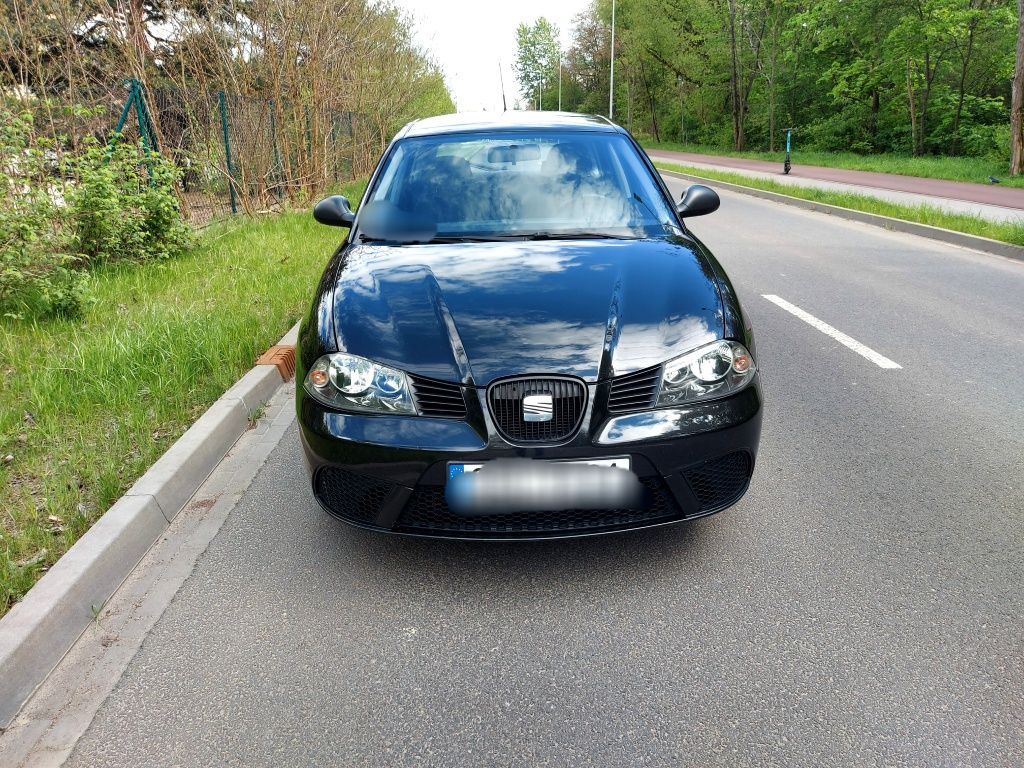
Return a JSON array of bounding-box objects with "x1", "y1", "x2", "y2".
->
[
  {"x1": 499, "y1": 62, "x2": 507, "y2": 112},
  {"x1": 609, "y1": 0, "x2": 616, "y2": 120},
  {"x1": 558, "y1": 52, "x2": 562, "y2": 111}
]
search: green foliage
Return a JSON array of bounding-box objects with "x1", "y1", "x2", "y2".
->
[
  {"x1": 69, "y1": 140, "x2": 191, "y2": 265},
  {"x1": 0, "y1": 111, "x2": 85, "y2": 318},
  {"x1": 0, "y1": 110, "x2": 192, "y2": 320},
  {"x1": 398, "y1": 71, "x2": 456, "y2": 128},
  {"x1": 556, "y1": 0, "x2": 1016, "y2": 161},
  {"x1": 515, "y1": 17, "x2": 562, "y2": 108},
  {"x1": 0, "y1": 202, "x2": 356, "y2": 615}
]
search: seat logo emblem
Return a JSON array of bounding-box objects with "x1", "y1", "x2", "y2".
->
[{"x1": 523, "y1": 394, "x2": 553, "y2": 422}]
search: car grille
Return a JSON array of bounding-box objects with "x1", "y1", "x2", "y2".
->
[
  {"x1": 315, "y1": 467, "x2": 395, "y2": 524},
  {"x1": 682, "y1": 451, "x2": 752, "y2": 510},
  {"x1": 395, "y1": 475, "x2": 682, "y2": 537},
  {"x1": 487, "y1": 376, "x2": 586, "y2": 444},
  {"x1": 607, "y1": 365, "x2": 662, "y2": 412},
  {"x1": 409, "y1": 374, "x2": 467, "y2": 418}
]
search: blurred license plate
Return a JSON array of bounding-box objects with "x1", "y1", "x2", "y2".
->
[
  {"x1": 445, "y1": 457, "x2": 638, "y2": 514},
  {"x1": 447, "y1": 456, "x2": 630, "y2": 480}
]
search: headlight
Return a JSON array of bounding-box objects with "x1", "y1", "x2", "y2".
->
[
  {"x1": 656, "y1": 340, "x2": 756, "y2": 407},
  {"x1": 303, "y1": 353, "x2": 415, "y2": 414}
]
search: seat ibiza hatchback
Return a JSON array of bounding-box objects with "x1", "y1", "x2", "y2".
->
[{"x1": 297, "y1": 112, "x2": 762, "y2": 539}]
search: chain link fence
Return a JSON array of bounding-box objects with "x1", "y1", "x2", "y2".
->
[{"x1": 13, "y1": 80, "x2": 369, "y2": 225}]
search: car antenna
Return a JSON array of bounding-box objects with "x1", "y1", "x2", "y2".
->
[{"x1": 499, "y1": 62, "x2": 507, "y2": 112}]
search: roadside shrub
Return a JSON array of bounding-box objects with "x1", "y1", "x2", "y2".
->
[
  {"x1": 0, "y1": 111, "x2": 86, "y2": 318},
  {"x1": 69, "y1": 140, "x2": 192, "y2": 266},
  {"x1": 0, "y1": 109, "x2": 193, "y2": 319}
]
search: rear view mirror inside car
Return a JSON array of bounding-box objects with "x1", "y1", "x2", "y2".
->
[{"x1": 487, "y1": 144, "x2": 541, "y2": 164}]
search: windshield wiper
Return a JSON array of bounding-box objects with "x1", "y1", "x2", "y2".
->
[
  {"x1": 424, "y1": 235, "x2": 511, "y2": 243},
  {"x1": 525, "y1": 231, "x2": 634, "y2": 241},
  {"x1": 358, "y1": 234, "x2": 510, "y2": 245},
  {"x1": 358, "y1": 234, "x2": 406, "y2": 244}
]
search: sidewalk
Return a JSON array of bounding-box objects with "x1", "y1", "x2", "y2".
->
[{"x1": 647, "y1": 149, "x2": 1024, "y2": 224}]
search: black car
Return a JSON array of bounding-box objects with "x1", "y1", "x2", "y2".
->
[{"x1": 297, "y1": 112, "x2": 762, "y2": 539}]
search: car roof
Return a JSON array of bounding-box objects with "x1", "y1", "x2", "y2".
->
[{"x1": 396, "y1": 111, "x2": 623, "y2": 139}]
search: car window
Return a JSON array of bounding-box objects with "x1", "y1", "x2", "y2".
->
[{"x1": 361, "y1": 131, "x2": 678, "y2": 242}]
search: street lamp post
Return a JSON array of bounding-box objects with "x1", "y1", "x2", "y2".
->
[
  {"x1": 609, "y1": 0, "x2": 616, "y2": 120},
  {"x1": 558, "y1": 52, "x2": 562, "y2": 111}
]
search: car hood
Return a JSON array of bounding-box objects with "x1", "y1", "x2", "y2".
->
[{"x1": 331, "y1": 237, "x2": 723, "y2": 385}]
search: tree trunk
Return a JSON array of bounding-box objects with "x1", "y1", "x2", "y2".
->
[
  {"x1": 638, "y1": 58, "x2": 660, "y2": 142},
  {"x1": 907, "y1": 59, "x2": 918, "y2": 155},
  {"x1": 952, "y1": 16, "x2": 979, "y2": 155},
  {"x1": 870, "y1": 89, "x2": 880, "y2": 149},
  {"x1": 767, "y1": 52, "x2": 777, "y2": 152},
  {"x1": 727, "y1": 0, "x2": 742, "y2": 150},
  {"x1": 1011, "y1": 0, "x2": 1024, "y2": 174}
]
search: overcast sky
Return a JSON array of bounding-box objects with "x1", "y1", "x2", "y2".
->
[{"x1": 393, "y1": 0, "x2": 593, "y2": 113}]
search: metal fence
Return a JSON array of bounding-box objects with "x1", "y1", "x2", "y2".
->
[{"x1": 17, "y1": 79, "x2": 368, "y2": 224}]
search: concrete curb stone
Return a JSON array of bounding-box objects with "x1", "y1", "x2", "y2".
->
[{"x1": 0, "y1": 323, "x2": 299, "y2": 729}]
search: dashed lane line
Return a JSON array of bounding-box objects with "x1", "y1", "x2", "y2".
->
[{"x1": 761, "y1": 294, "x2": 902, "y2": 370}]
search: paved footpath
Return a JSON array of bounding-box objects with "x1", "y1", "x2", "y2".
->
[{"x1": 648, "y1": 148, "x2": 1024, "y2": 223}]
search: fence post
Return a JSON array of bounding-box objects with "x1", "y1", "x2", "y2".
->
[
  {"x1": 135, "y1": 84, "x2": 158, "y2": 154},
  {"x1": 113, "y1": 80, "x2": 136, "y2": 137},
  {"x1": 218, "y1": 90, "x2": 238, "y2": 215}
]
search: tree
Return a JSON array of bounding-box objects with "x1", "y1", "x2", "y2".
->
[
  {"x1": 514, "y1": 17, "x2": 560, "y2": 109},
  {"x1": 1012, "y1": 0, "x2": 1024, "y2": 172},
  {"x1": 528, "y1": 1, "x2": 1015, "y2": 159}
]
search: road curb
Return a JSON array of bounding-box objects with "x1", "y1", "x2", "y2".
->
[
  {"x1": 657, "y1": 167, "x2": 1024, "y2": 262},
  {"x1": 0, "y1": 323, "x2": 300, "y2": 729}
]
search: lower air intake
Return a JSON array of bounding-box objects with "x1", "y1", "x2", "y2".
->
[
  {"x1": 396, "y1": 476, "x2": 681, "y2": 536},
  {"x1": 315, "y1": 467, "x2": 395, "y2": 524},
  {"x1": 682, "y1": 451, "x2": 752, "y2": 511}
]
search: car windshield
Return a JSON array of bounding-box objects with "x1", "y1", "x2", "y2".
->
[{"x1": 358, "y1": 130, "x2": 679, "y2": 243}]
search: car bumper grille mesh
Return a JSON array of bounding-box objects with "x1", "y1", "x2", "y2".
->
[
  {"x1": 315, "y1": 467, "x2": 395, "y2": 524},
  {"x1": 395, "y1": 475, "x2": 681, "y2": 536},
  {"x1": 682, "y1": 451, "x2": 752, "y2": 510},
  {"x1": 487, "y1": 376, "x2": 586, "y2": 444}
]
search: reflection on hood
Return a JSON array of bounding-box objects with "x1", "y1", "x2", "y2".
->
[{"x1": 333, "y1": 238, "x2": 723, "y2": 385}]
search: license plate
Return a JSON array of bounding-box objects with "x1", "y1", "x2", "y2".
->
[
  {"x1": 445, "y1": 456, "x2": 638, "y2": 514},
  {"x1": 447, "y1": 456, "x2": 630, "y2": 480}
]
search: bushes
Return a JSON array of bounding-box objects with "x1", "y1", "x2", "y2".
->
[
  {"x1": 0, "y1": 110, "x2": 191, "y2": 319},
  {"x1": 0, "y1": 112, "x2": 83, "y2": 317},
  {"x1": 69, "y1": 140, "x2": 191, "y2": 266}
]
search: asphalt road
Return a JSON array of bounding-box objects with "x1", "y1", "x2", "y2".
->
[{"x1": 59, "y1": 180, "x2": 1024, "y2": 766}]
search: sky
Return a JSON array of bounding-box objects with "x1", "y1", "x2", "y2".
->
[{"x1": 393, "y1": 0, "x2": 593, "y2": 113}]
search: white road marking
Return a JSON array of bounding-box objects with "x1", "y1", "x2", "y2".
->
[{"x1": 761, "y1": 294, "x2": 902, "y2": 369}]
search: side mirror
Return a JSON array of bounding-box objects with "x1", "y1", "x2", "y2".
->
[
  {"x1": 676, "y1": 185, "x2": 720, "y2": 218},
  {"x1": 313, "y1": 195, "x2": 356, "y2": 227}
]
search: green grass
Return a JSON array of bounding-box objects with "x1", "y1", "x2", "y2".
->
[
  {"x1": 654, "y1": 161, "x2": 1024, "y2": 247},
  {"x1": 0, "y1": 178, "x2": 367, "y2": 616},
  {"x1": 646, "y1": 141, "x2": 1022, "y2": 188}
]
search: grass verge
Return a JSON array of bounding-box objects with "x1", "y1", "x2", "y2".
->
[
  {"x1": 0, "y1": 178, "x2": 367, "y2": 616},
  {"x1": 654, "y1": 161, "x2": 1024, "y2": 247},
  {"x1": 646, "y1": 141, "x2": 1021, "y2": 188}
]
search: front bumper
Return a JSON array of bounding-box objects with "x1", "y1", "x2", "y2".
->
[{"x1": 298, "y1": 381, "x2": 762, "y2": 539}]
